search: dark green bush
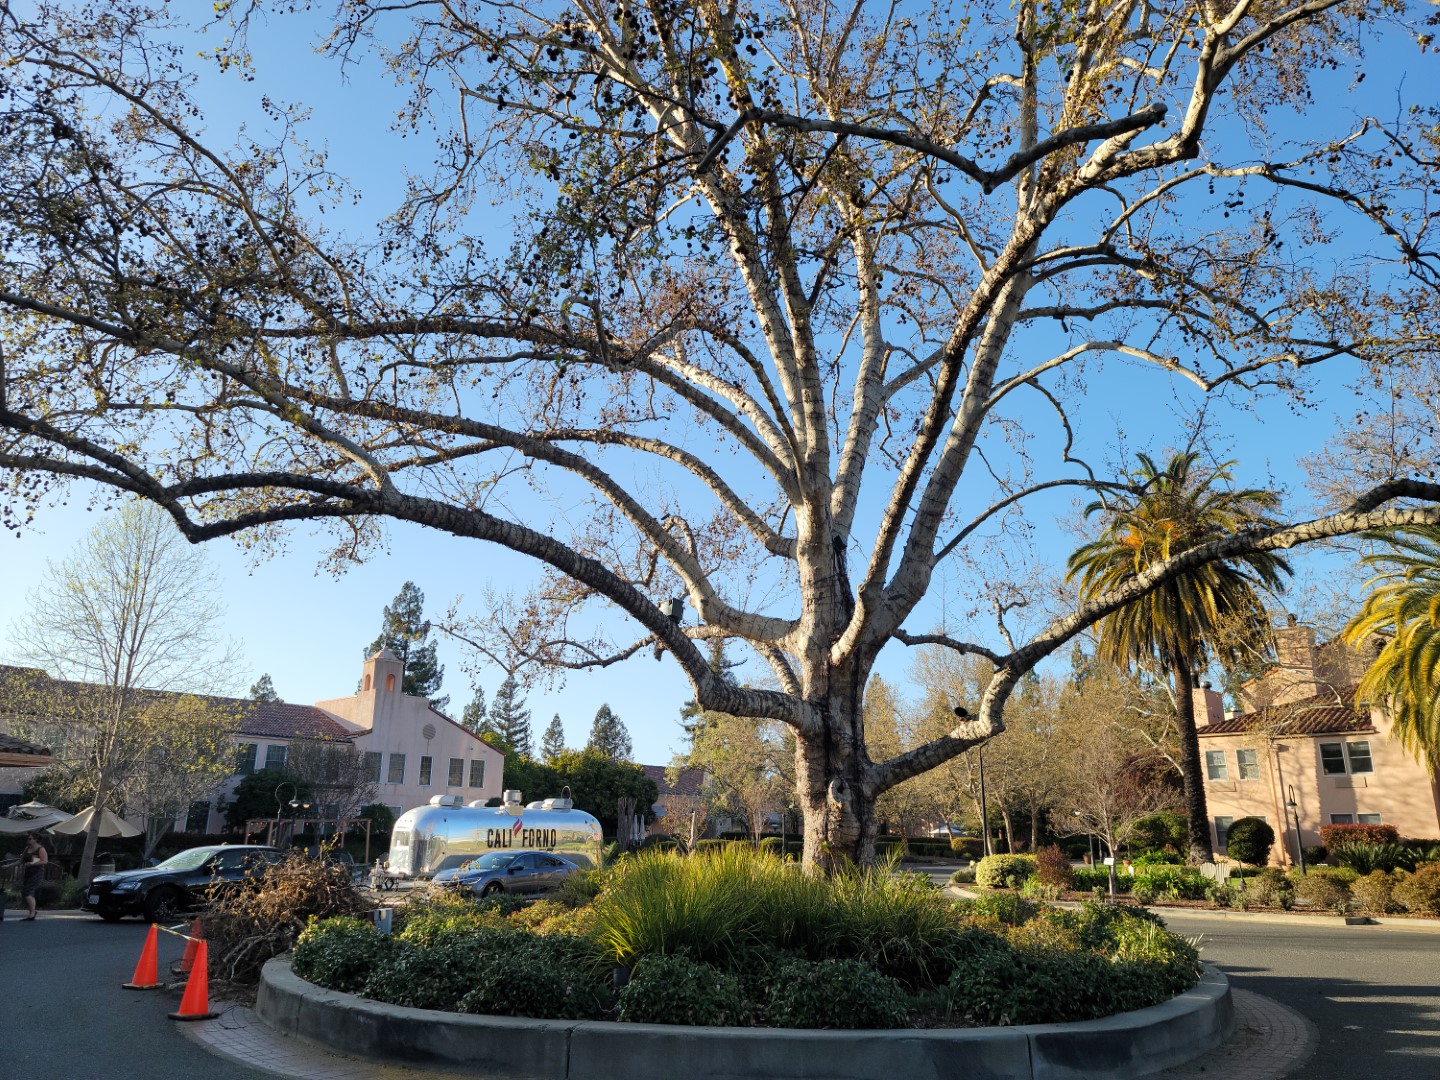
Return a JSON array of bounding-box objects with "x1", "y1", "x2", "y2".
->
[
  {"x1": 1132, "y1": 850, "x2": 1184, "y2": 867},
  {"x1": 954, "y1": 891, "x2": 1039, "y2": 927},
  {"x1": 292, "y1": 917, "x2": 394, "y2": 993},
  {"x1": 1072, "y1": 867, "x2": 1132, "y2": 892},
  {"x1": 762, "y1": 958, "x2": 909, "y2": 1029},
  {"x1": 1131, "y1": 812, "x2": 1188, "y2": 854},
  {"x1": 1225, "y1": 817, "x2": 1275, "y2": 866},
  {"x1": 458, "y1": 935, "x2": 609, "y2": 1020},
  {"x1": 615, "y1": 953, "x2": 749, "y2": 1026},
  {"x1": 975, "y1": 854, "x2": 1036, "y2": 889},
  {"x1": 949, "y1": 836, "x2": 984, "y2": 860},
  {"x1": 1132, "y1": 865, "x2": 1208, "y2": 900},
  {"x1": 363, "y1": 933, "x2": 508, "y2": 1010},
  {"x1": 1393, "y1": 863, "x2": 1440, "y2": 915}
]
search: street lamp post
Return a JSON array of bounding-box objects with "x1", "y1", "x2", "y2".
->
[
  {"x1": 274, "y1": 781, "x2": 311, "y2": 847},
  {"x1": 1285, "y1": 785, "x2": 1307, "y2": 875}
]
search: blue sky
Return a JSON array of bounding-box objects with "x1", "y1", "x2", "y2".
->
[{"x1": 0, "y1": 4, "x2": 1413, "y2": 764}]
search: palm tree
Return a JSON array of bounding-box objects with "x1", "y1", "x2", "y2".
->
[
  {"x1": 1344, "y1": 525, "x2": 1440, "y2": 771},
  {"x1": 1067, "y1": 451, "x2": 1291, "y2": 863}
]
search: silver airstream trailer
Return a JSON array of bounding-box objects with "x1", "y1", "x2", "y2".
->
[{"x1": 387, "y1": 789, "x2": 604, "y2": 879}]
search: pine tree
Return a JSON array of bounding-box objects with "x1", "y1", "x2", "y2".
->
[
  {"x1": 540, "y1": 714, "x2": 566, "y2": 763},
  {"x1": 365, "y1": 582, "x2": 447, "y2": 709},
  {"x1": 460, "y1": 685, "x2": 488, "y2": 736},
  {"x1": 587, "y1": 703, "x2": 632, "y2": 761},
  {"x1": 489, "y1": 675, "x2": 533, "y2": 758},
  {"x1": 249, "y1": 674, "x2": 280, "y2": 703}
]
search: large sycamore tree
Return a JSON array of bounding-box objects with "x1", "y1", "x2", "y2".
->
[{"x1": 2, "y1": 1, "x2": 1440, "y2": 869}]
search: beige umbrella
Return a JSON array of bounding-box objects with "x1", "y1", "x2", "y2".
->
[
  {"x1": 49, "y1": 806, "x2": 143, "y2": 839},
  {"x1": 0, "y1": 811, "x2": 69, "y2": 834}
]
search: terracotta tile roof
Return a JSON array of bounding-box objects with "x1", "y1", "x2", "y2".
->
[
  {"x1": 233, "y1": 700, "x2": 353, "y2": 741},
  {"x1": 643, "y1": 764, "x2": 706, "y2": 798},
  {"x1": 1199, "y1": 691, "x2": 1373, "y2": 737},
  {"x1": 0, "y1": 664, "x2": 351, "y2": 742},
  {"x1": 0, "y1": 732, "x2": 52, "y2": 758}
]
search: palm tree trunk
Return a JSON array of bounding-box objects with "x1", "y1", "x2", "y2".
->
[{"x1": 1172, "y1": 653, "x2": 1214, "y2": 863}]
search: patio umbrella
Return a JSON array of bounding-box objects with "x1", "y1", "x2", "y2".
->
[
  {"x1": 0, "y1": 810, "x2": 69, "y2": 834},
  {"x1": 49, "y1": 806, "x2": 143, "y2": 839}
]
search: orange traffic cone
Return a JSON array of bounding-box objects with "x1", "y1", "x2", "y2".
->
[
  {"x1": 175, "y1": 917, "x2": 203, "y2": 975},
  {"x1": 122, "y1": 924, "x2": 161, "y2": 990},
  {"x1": 168, "y1": 939, "x2": 218, "y2": 1021}
]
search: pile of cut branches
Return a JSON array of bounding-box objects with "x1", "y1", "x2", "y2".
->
[{"x1": 204, "y1": 849, "x2": 371, "y2": 986}]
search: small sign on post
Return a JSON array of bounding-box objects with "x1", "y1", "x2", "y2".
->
[{"x1": 371, "y1": 907, "x2": 394, "y2": 935}]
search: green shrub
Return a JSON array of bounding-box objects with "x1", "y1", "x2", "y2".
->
[
  {"x1": 762, "y1": 958, "x2": 909, "y2": 1029},
  {"x1": 615, "y1": 953, "x2": 749, "y2": 1026},
  {"x1": 1131, "y1": 879, "x2": 1157, "y2": 904},
  {"x1": 1292, "y1": 872, "x2": 1352, "y2": 912},
  {"x1": 954, "y1": 891, "x2": 1038, "y2": 927},
  {"x1": 1291, "y1": 865, "x2": 1358, "y2": 886},
  {"x1": 1351, "y1": 871, "x2": 1402, "y2": 915},
  {"x1": 1393, "y1": 863, "x2": 1440, "y2": 916},
  {"x1": 1333, "y1": 841, "x2": 1419, "y2": 874},
  {"x1": 949, "y1": 866, "x2": 977, "y2": 885},
  {"x1": 1225, "y1": 818, "x2": 1275, "y2": 866},
  {"x1": 459, "y1": 935, "x2": 609, "y2": 1020},
  {"x1": 975, "y1": 854, "x2": 1036, "y2": 889},
  {"x1": 1130, "y1": 812, "x2": 1188, "y2": 854},
  {"x1": 1133, "y1": 865, "x2": 1208, "y2": 900},
  {"x1": 1072, "y1": 867, "x2": 1131, "y2": 892},
  {"x1": 1019, "y1": 877, "x2": 1062, "y2": 901},
  {"x1": 949, "y1": 836, "x2": 984, "y2": 860},
  {"x1": 291, "y1": 917, "x2": 394, "y2": 993},
  {"x1": 397, "y1": 905, "x2": 509, "y2": 948},
  {"x1": 1302, "y1": 845, "x2": 1328, "y2": 866},
  {"x1": 1034, "y1": 845, "x2": 1074, "y2": 889},
  {"x1": 1132, "y1": 850, "x2": 1184, "y2": 867},
  {"x1": 1246, "y1": 869, "x2": 1294, "y2": 909},
  {"x1": 1108, "y1": 918, "x2": 1203, "y2": 1009}
]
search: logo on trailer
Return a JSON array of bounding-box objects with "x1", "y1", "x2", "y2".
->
[{"x1": 513, "y1": 818, "x2": 523, "y2": 837}]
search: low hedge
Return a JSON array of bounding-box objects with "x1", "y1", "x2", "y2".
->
[
  {"x1": 975, "y1": 854, "x2": 1036, "y2": 889},
  {"x1": 1319, "y1": 823, "x2": 1399, "y2": 847}
]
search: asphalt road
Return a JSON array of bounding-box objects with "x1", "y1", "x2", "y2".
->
[
  {"x1": 5, "y1": 898, "x2": 1439, "y2": 1080},
  {"x1": 1159, "y1": 911, "x2": 1440, "y2": 1080},
  {"x1": 0, "y1": 911, "x2": 270, "y2": 1080}
]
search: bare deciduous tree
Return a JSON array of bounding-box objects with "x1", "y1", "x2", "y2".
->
[
  {"x1": 5, "y1": 502, "x2": 236, "y2": 883},
  {"x1": 1, "y1": 1, "x2": 1439, "y2": 869}
]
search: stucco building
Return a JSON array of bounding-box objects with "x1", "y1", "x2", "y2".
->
[
  {"x1": 0, "y1": 649, "x2": 504, "y2": 832},
  {"x1": 1196, "y1": 620, "x2": 1440, "y2": 865}
]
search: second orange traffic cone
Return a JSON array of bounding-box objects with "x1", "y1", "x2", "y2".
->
[
  {"x1": 168, "y1": 939, "x2": 218, "y2": 1021},
  {"x1": 175, "y1": 917, "x2": 203, "y2": 975},
  {"x1": 122, "y1": 924, "x2": 161, "y2": 990}
]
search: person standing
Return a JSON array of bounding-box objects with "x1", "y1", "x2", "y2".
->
[{"x1": 20, "y1": 834, "x2": 48, "y2": 920}]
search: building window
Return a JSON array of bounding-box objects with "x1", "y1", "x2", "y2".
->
[
  {"x1": 1329, "y1": 814, "x2": 1354, "y2": 825},
  {"x1": 1215, "y1": 816, "x2": 1235, "y2": 852},
  {"x1": 363, "y1": 751, "x2": 382, "y2": 783},
  {"x1": 235, "y1": 742, "x2": 258, "y2": 776},
  {"x1": 1357, "y1": 813, "x2": 1383, "y2": 825},
  {"x1": 1319, "y1": 743, "x2": 1347, "y2": 775},
  {"x1": 419, "y1": 756, "x2": 433, "y2": 786},
  {"x1": 1321, "y1": 741, "x2": 1373, "y2": 776},
  {"x1": 386, "y1": 673, "x2": 396, "y2": 692},
  {"x1": 388, "y1": 753, "x2": 406, "y2": 784},
  {"x1": 469, "y1": 759, "x2": 485, "y2": 789},
  {"x1": 263, "y1": 744, "x2": 287, "y2": 771},
  {"x1": 448, "y1": 758, "x2": 464, "y2": 787},
  {"x1": 1204, "y1": 750, "x2": 1229, "y2": 781},
  {"x1": 363, "y1": 673, "x2": 372, "y2": 691},
  {"x1": 185, "y1": 801, "x2": 211, "y2": 833},
  {"x1": 1235, "y1": 748, "x2": 1261, "y2": 780}
]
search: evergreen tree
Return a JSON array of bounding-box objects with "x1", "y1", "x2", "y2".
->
[
  {"x1": 540, "y1": 713, "x2": 566, "y2": 763},
  {"x1": 364, "y1": 582, "x2": 447, "y2": 709},
  {"x1": 587, "y1": 703, "x2": 632, "y2": 761},
  {"x1": 679, "y1": 639, "x2": 739, "y2": 749},
  {"x1": 249, "y1": 674, "x2": 280, "y2": 703},
  {"x1": 488, "y1": 675, "x2": 533, "y2": 758},
  {"x1": 460, "y1": 685, "x2": 488, "y2": 736}
]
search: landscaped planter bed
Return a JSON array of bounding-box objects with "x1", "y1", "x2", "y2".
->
[{"x1": 257, "y1": 957, "x2": 1234, "y2": 1080}]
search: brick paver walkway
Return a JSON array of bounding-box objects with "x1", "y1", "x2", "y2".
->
[{"x1": 184, "y1": 985, "x2": 1313, "y2": 1080}]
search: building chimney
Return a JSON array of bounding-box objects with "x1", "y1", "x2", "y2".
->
[{"x1": 1191, "y1": 683, "x2": 1224, "y2": 728}]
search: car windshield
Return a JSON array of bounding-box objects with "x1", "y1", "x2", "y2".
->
[
  {"x1": 155, "y1": 848, "x2": 219, "y2": 872},
  {"x1": 465, "y1": 852, "x2": 517, "y2": 872}
]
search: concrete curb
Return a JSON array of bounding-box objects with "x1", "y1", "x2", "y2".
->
[{"x1": 257, "y1": 959, "x2": 1233, "y2": 1080}]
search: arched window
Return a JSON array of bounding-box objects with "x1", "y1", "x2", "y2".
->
[
  {"x1": 386, "y1": 673, "x2": 396, "y2": 692},
  {"x1": 363, "y1": 673, "x2": 372, "y2": 691}
]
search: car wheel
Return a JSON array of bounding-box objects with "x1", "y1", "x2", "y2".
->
[
  {"x1": 480, "y1": 882, "x2": 503, "y2": 897},
  {"x1": 144, "y1": 887, "x2": 183, "y2": 924},
  {"x1": 98, "y1": 910, "x2": 125, "y2": 923}
]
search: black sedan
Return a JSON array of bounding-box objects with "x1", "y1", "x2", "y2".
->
[
  {"x1": 83, "y1": 844, "x2": 284, "y2": 922},
  {"x1": 432, "y1": 850, "x2": 579, "y2": 898}
]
